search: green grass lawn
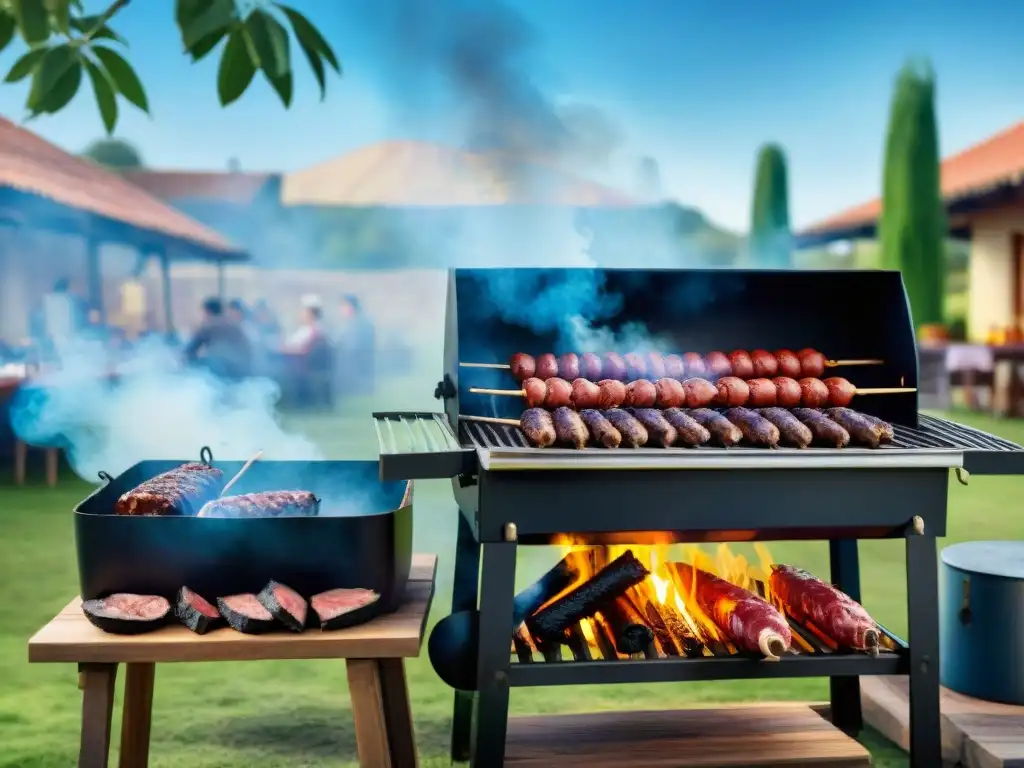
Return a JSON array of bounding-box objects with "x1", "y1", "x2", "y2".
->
[{"x1": 2, "y1": 401, "x2": 1022, "y2": 767}]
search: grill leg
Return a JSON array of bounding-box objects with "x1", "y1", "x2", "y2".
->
[
  {"x1": 449, "y1": 510, "x2": 480, "y2": 764},
  {"x1": 470, "y1": 539, "x2": 517, "y2": 768},
  {"x1": 906, "y1": 532, "x2": 942, "y2": 768},
  {"x1": 828, "y1": 539, "x2": 863, "y2": 734}
]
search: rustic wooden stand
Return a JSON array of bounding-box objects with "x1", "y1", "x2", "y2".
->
[{"x1": 27, "y1": 554, "x2": 436, "y2": 768}]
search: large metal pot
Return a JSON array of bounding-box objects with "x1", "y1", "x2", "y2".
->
[{"x1": 940, "y1": 540, "x2": 1024, "y2": 704}]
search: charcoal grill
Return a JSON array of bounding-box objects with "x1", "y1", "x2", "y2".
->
[
  {"x1": 372, "y1": 268, "x2": 1024, "y2": 768},
  {"x1": 75, "y1": 454, "x2": 413, "y2": 623}
]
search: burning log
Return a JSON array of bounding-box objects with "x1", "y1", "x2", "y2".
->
[
  {"x1": 526, "y1": 550, "x2": 649, "y2": 645},
  {"x1": 599, "y1": 598, "x2": 655, "y2": 655},
  {"x1": 643, "y1": 600, "x2": 703, "y2": 658},
  {"x1": 512, "y1": 555, "x2": 583, "y2": 625},
  {"x1": 669, "y1": 562, "x2": 792, "y2": 661}
]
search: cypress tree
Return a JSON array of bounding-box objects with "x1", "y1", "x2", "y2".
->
[
  {"x1": 748, "y1": 143, "x2": 792, "y2": 267},
  {"x1": 879, "y1": 60, "x2": 945, "y2": 327}
]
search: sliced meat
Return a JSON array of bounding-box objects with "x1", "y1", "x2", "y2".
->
[
  {"x1": 520, "y1": 408, "x2": 557, "y2": 447},
  {"x1": 824, "y1": 408, "x2": 884, "y2": 448},
  {"x1": 604, "y1": 409, "x2": 649, "y2": 447},
  {"x1": 629, "y1": 408, "x2": 678, "y2": 447},
  {"x1": 553, "y1": 407, "x2": 589, "y2": 449},
  {"x1": 663, "y1": 408, "x2": 711, "y2": 447},
  {"x1": 311, "y1": 588, "x2": 381, "y2": 630},
  {"x1": 791, "y1": 408, "x2": 850, "y2": 447},
  {"x1": 758, "y1": 407, "x2": 813, "y2": 449},
  {"x1": 82, "y1": 594, "x2": 171, "y2": 635},
  {"x1": 217, "y1": 594, "x2": 277, "y2": 634},
  {"x1": 580, "y1": 409, "x2": 622, "y2": 448},
  {"x1": 725, "y1": 407, "x2": 780, "y2": 447},
  {"x1": 687, "y1": 408, "x2": 743, "y2": 447},
  {"x1": 175, "y1": 587, "x2": 222, "y2": 635},
  {"x1": 257, "y1": 580, "x2": 308, "y2": 632}
]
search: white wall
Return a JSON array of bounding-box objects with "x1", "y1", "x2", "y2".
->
[{"x1": 967, "y1": 204, "x2": 1024, "y2": 341}]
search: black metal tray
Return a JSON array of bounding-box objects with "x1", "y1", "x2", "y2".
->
[{"x1": 74, "y1": 456, "x2": 413, "y2": 618}]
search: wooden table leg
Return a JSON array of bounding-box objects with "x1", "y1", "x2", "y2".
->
[
  {"x1": 45, "y1": 448, "x2": 59, "y2": 487},
  {"x1": 119, "y1": 663, "x2": 156, "y2": 768},
  {"x1": 14, "y1": 440, "x2": 26, "y2": 485},
  {"x1": 346, "y1": 659, "x2": 392, "y2": 768},
  {"x1": 79, "y1": 662, "x2": 118, "y2": 768},
  {"x1": 378, "y1": 659, "x2": 418, "y2": 768}
]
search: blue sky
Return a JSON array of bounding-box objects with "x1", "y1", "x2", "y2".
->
[{"x1": 1, "y1": 0, "x2": 1022, "y2": 231}]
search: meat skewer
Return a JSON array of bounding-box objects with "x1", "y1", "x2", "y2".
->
[
  {"x1": 552, "y1": 407, "x2": 589, "y2": 449},
  {"x1": 725, "y1": 407, "x2": 781, "y2": 447},
  {"x1": 670, "y1": 562, "x2": 792, "y2": 661},
  {"x1": 687, "y1": 408, "x2": 743, "y2": 447},
  {"x1": 769, "y1": 564, "x2": 880, "y2": 654},
  {"x1": 604, "y1": 409, "x2": 649, "y2": 447},
  {"x1": 579, "y1": 409, "x2": 622, "y2": 448},
  {"x1": 758, "y1": 407, "x2": 813, "y2": 448},
  {"x1": 461, "y1": 350, "x2": 886, "y2": 381},
  {"x1": 661, "y1": 408, "x2": 712, "y2": 447},
  {"x1": 628, "y1": 408, "x2": 678, "y2": 447},
  {"x1": 824, "y1": 407, "x2": 889, "y2": 448},
  {"x1": 791, "y1": 408, "x2": 851, "y2": 447}
]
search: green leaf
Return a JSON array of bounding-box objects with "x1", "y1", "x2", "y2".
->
[
  {"x1": 245, "y1": 9, "x2": 288, "y2": 77},
  {"x1": 4, "y1": 45, "x2": 46, "y2": 82},
  {"x1": 84, "y1": 58, "x2": 117, "y2": 133},
  {"x1": 12, "y1": 0, "x2": 50, "y2": 45},
  {"x1": 295, "y1": 33, "x2": 325, "y2": 100},
  {"x1": 45, "y1": 0, "x2": 70, "y2": 35},
  {"x1": 69, "y1": 15, "x2": 127, "y2": 45},
  {"x1": 217, "y1": 29, "x2": 256, "y2": 106},
  {"x1": 0, "y1": 13, "x2": 17, "y2": 52},
  {"x1": 275, "y1": 4, "x2": 339, "y2": 72},
  {"x1": 29, "y1": 57, "x2": 81, "y2": 114},
  {"x1": 174, "y1": 0, "x2": 204, "y2": 28},
  {"x1": 31, "y1": 43, "x2": 76, "y2": 100},
  {"x1": 267, "y1": 67, "x2": 292, "y2": 108},
  {"x1": 188, "y1": 29, "x2": 226, "y2": 62},
  {"x1": 181, "y1": 0, "x2": 234, "y2": 51},
  {"x1": 91, "y1": 45, "x2": 148, "y2": 113}
]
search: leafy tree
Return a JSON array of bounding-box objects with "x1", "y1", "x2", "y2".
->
[
  {"x1": 0, "y1": 0, "x2": 341, "y2": 134},
  {"x1": 879, "y1": 60, "x2": 945, "y2": 328},
  {"x1": 81, "y1": 136, "x2": 142, "y2": 167},
  {"x1": 748, "y1": 143, "x2": 791, "y2": 267}
]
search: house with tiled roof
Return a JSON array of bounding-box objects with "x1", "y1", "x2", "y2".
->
[{"x1": 796, "y1": 120, "x2": 1024, "y2": 341}]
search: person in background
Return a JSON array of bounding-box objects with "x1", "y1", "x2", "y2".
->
[
  {"x1": 334, "y1": 294, "x2": 376, "y2": 395},
  {"x1": 183, "y1": 297, "x2": 252, "y2": 381},
  {"x1": 283, "y1": 295, "x2": 324, "y2": 354}
]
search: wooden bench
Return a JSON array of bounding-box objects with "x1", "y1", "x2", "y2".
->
[{"x1": 28, "y1": 554, "x2": 437, "y2": 768}]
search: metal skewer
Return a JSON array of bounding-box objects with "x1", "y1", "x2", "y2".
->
[
  {"x1": 219, "y1": 450, "x2": 264, "y2": 497},
  {"x1": 459, "y1": 414, "x2": 519, "y2": 426},
  {"x1": 468, "y1": 386, "x2": 916, "y2": 398},
  {"x1": 460, "y1": 357, "x2": 885, "y2": 371}
]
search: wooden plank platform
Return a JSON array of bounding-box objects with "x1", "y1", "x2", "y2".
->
[
  {"x1": 27, "y1": 555, "x2": 437, "y2": 664},
  {"x1": 505, "y1": 703, "x2": 872, "y2": 766},
  {"x1": 862, "y1": 675, "x2": 1024, "y2": 767}
]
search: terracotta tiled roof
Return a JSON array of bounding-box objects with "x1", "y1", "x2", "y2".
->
[
  {"x1": 121, "y1": 170, "x2": 276, "y2": 204},
  {"x1": 0, "y1": 118, "x2": 242, "y2": 256},
  {"x1": 281, "y1": 139, "x2": 635, "y2": 207},
  {"x1": 801, "y1": 120, "x2": 1024, "y2": 237}
]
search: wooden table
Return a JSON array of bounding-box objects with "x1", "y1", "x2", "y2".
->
[{"x1": 28, "y1": 554, "x2": 437, "y2": 768}]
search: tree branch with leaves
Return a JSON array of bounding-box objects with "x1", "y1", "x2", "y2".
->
[{"x1": 0, "y1": 0, "x2": 341, "y2": 134}]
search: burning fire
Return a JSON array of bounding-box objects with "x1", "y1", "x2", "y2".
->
[{"x1": 537, "y1": 538, "x2": 783, "y2": 659}]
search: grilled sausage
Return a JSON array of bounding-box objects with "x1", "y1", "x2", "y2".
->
[
  {"x1": 664, "y1": 354, "x2": 685, "y2": 379},
  {"x1": 683, "y1": 378, "x2": 718, "y2": 408},
  {"x1": 197, "y1": 490, "x2": 320, "y2": 518},
  {"x1": 823, "y1": 377, "x2": 856, "y2": 408},
  {"x1": 797, "y1": 348, "x2": 826, "y2": 378},
  {"x1": 115, "y1": 463, "x2": 225, "y2": 516},
  {"x1": 714, "y1": 376, "x2": 750, "y2": 407},
  {"x1": 775, "y1": 349, "x2": 802, "y2": 378},
  {"x1": 624, "y1": 352, "x2": 647, "y2": 380},
  {"x1": 629, "y1": 408, "x2": 678, "y2": 447},
  {"x1": 746, "y1": 378, "x2": 777, "y2": 407},
  {"x1": 751, "y1": 349, "x2": 778, "y2": 378},
  {"x1": 521, "y1": 408, "x2": 557, "y2": 447},
  {"x1": 571, "y1": 378, "x2": 602, "y2": 410},
  {"x1": 758, "y1": 407, "x2": 813, "y2": 449},
  {"x1": 580, "y1": 409, "x2": 622, "y2": 448},
  {"x1": 688, "y1": 408, "x2": 743, "y2": 447},
  {"x1": 647, "y1": 352, "x2": 667, "y2": 379},
  {"x1": 857, "y1": 412, "x2": 894, "y2": 443},
  {"x1": 558, "y1": 353, "x2": 580, "y2": 381},
  {"x1": 522, "y1": 377, "x2": 547, "y2": 408},
  {"x1": 536, "y1": 353, "x2": 559, "y2": 380},
  {"x1": 705, "y1": 351, "x2": 732, "y2": 377},
  {"x1": 772, "y1": 376, "x2": 802, "y2": 408},
  {"x1": 654, "y1": 377, "x2": 685, "y2": 408},
  {"x1": 597, "y1": 379, "x2": 627, "y2": 409},
  {"x1": 728, "y1": 350, "x2": 755, "y2": 379},
  {"x1": 824, "y1": 408, "x2": 884, "y2": 448},
  {"x1": 553, "y1": 406, "x2": 589, "y2": 449},
  {"x1": 580, "y1": 352, "x2": 603, "y2": 380},
  {"x1": 604, "y1": 409, "x2": 649, "y2": 447},
  {"x1": 544, "y1": 377, "x2": 573, "y2": 408},
  {"x1": 798, "y1": 377, "x2": 830, "y2": 408},
  {"x1": 791, "y1": 408, "x2": 851, "y2": 447},
  {"x1": 663, "y1": 408, "x2": 712, "y2": 446},
  {"x1": 509, "y1": 353, "x2": 536, "y2": 381},
  {"x1": 602, "y1": 352, "x2": 628, "y2": 381},
  {"x1": 624, "y1": 379, "x2": 657, "y2": 408},
  {"x1": 725, "y1": 407, "x2": 780, "y2": 447},
  {"x1": 683, "y1": 352, "x2": 707, "y2": 378}
]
